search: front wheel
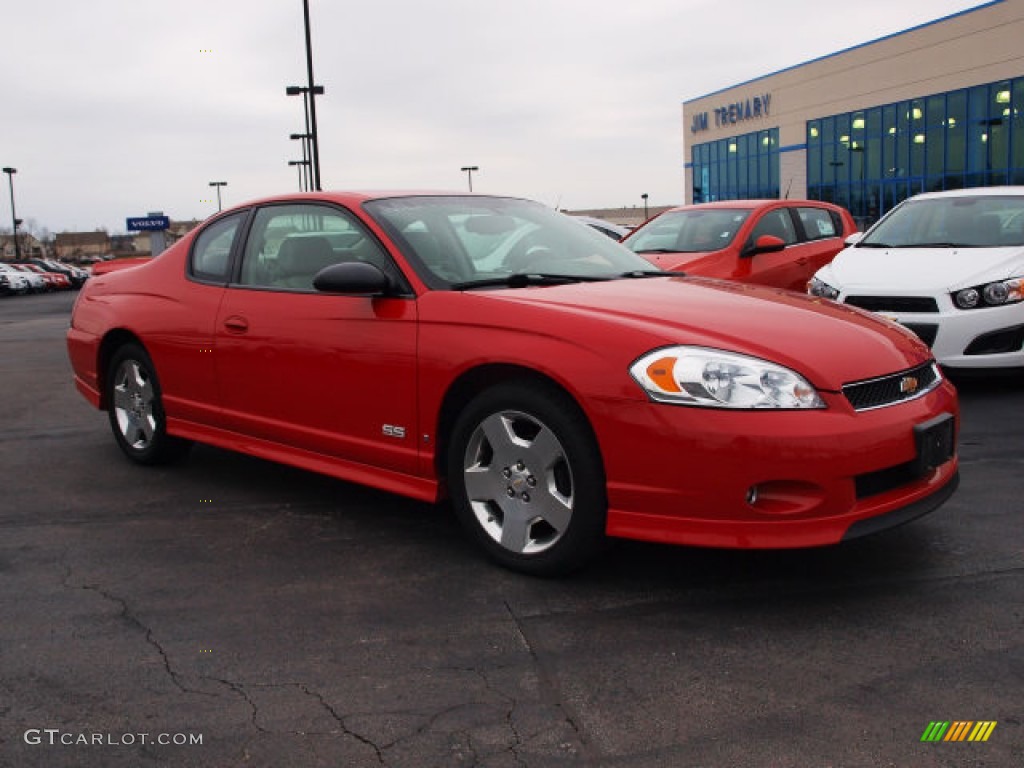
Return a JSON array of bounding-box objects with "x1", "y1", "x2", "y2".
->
[
  {"x1": 447, "y1": 381, "x2": 607, "y2": 575},
  {"x1": 106, "y1": 343, "x2": 192, "y2": 465}
]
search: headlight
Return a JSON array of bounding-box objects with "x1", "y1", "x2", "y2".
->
[
  {"x1": 630, "y1": 346, "x2": 826, "y2": 409},
  {"x1": 807, "y1": 277, "x2": 839, "y2": 299},
  {"x1": 952, "y1": 278, "x2": 1023, "y2": 309}
]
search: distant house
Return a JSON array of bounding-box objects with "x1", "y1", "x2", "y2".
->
[
  {"x1": 55, "y1": 231, "x2": 110, "y2": 261},
  {"x1": 0, "y1": 232, "x2": 45, "y2": 260}
]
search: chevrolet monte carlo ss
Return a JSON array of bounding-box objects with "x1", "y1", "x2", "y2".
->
[{"x1": 68, "y1": 192, "x2": 960, "y2": 574}]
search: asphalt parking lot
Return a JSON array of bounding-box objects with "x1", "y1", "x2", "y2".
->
[{"x1": 1, "y1": 290, "x2": 1021, "y2": 767}]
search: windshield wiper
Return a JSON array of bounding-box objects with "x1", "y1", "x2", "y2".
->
[
  {"x1": 616, "y1": 269, "x2": 671, "y2": 278},
  {"x1": 903, "y1": 242, "x2": 980, "y2": 248},
  {"x1": 634, "y1": 248, "x2": 683, "y2": 254},
  {"x1": 865, "y1": 242, "x2": 981, "y2": 249},
  {"x1": 450, "y1": 273, "x2": 611, "y2": 290}
]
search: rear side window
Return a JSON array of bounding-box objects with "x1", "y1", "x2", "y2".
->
[
  {"x1": 796, "y1": 207, "x2": 839, "y2": 241},
  {"x1": 190, "y1": 213, "x2": 244, "y2": 282}
]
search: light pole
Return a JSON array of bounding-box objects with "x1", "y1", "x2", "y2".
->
[
  {"x1": 287, "y1": 85, "x2": 325, "y2": 191},
  {"x1": 290, "y1": 133, "x2": 311, "y2": 191},
  {"x1": 288, "y1": 160, "x2": 308, "y2": 191},
  {"x1": 209, "y1": 181, "x2": 227, "y2": 211},
  {"x1": 461, "y1": 166, "x2": 479, "y2": 192},
  {"x1": 2, "y1": 167, "x2": 20, "y2": 260},
  {"x1": 641, "y1": 193, "x2": 649, "y2": 220}
]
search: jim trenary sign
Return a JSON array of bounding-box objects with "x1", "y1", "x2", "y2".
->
[{"x1": 690, "y1": 93, "x2": 772, "y2": 133}]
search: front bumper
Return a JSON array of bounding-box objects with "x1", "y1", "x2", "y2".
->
[
  {"x1": 593, "y1": 379, "x2": 959, "y2": 549},
  {"x1": 844, "y1": 296, "x2": 1024, "y2": 369}
]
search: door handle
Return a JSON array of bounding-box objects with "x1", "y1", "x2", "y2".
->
[
  {"x1": 796, "y1": 257, "x2": 809, "y2": 265},
  {"x1": 223, "y1": 315, "x2": 249, "y2": 332}
]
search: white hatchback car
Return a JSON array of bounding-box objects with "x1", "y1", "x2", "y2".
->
[
  {"x1": 0, "y1": 263, "x2": 31, "y2": 295},
  {"x1": 809, "y1": 187, "x2": 1024, "y2": 370}
]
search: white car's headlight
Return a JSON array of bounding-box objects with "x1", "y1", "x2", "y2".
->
[
  {"x1": 630, "y1": 346, "x2": 826, "y2": 409},
  {"x1": 807, "y1": 277, "x2": 840, "y2": 300},
  {"x1": 953, "y1": 278, "x2": 1023, "y2": 309}
]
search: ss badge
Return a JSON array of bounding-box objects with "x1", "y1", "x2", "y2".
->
[{"x1": 382, "y1": 424, "x2": 406, "y2": 439}]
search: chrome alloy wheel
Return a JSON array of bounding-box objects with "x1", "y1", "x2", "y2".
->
[
  {"x1": 112, "y1": 359, "x2": 157, "y2": 450},
  {"x1": 462, "y1": 410, "x2": 575, "y2": 555}
]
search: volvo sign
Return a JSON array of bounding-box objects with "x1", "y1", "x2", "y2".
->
[{"x1": 126, "y1": 216, "x2": 170, "y2": 231}]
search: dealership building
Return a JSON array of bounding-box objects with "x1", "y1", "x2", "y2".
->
[{"x1": 682, "y1": 0, "x2": 1024, "y2": 226}]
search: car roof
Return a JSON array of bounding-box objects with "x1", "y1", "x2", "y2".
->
[
  {"x1": 664, "y1": 199, "x2": 839, "y2": 212},
  {"x1": 907, "y1": 185, "x2": 1024, "y2": 201},
  {"x1": 229, "y1": 190, "x2": 528, "y2": 210}
]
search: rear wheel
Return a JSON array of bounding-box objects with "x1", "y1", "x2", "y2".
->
[
  {"x1": 447, "y1": 381, "x2": 607, "y2": 575},
  {"x1": 106, "y1": 343, "x2": 192, "y2": 465}
]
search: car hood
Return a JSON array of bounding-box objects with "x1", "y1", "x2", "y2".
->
[
  {"x1": 470, "y1": 276, "x2": 930, "y2": 391},
  {"x1": 635, "y1": 249, "x2": 720, "y2": 272},
  {"x1": 827, "y1": 245, "x2": 1024, "y2": 291}
]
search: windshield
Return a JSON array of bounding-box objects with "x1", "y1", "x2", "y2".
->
[
  {"x1": 625, "y1": 208, "x2": 752, "y2": 253},
  {"x1": 364, "y1": 196, "x2": 658, "y2": 287},
  {"x1": 860, "y1": 195, "x2": 1024, "y2": 248}
]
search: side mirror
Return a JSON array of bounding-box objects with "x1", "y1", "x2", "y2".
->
[
  {"x1": 313, "y1": 261, "x2": 391, "y2": 295},
  {"x1": 741, "y1": 234, "x2": 786, "y2": 258}
]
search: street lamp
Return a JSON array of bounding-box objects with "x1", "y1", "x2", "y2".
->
[
  {"x1": 2, "y1": 167, "x2": 20, "y2": 260},
  {"x1": 290, "y1": 133, "x2": 311, "y2": 191},
  {"x1": 460, "y1": 166, "x2": 479, "y2": 192},
  {"x1": 641, "y1": 193, "x2": 649, "y2": 220},
  {"x1": 283, "y1": 0, "x2": 325, "y2": 192},
  {"x1": 288, "y1": 160, "x2": 308, "y2": 191},
  {"x1": 208, "y1": 181, "x2": 227, "y2": 211},
  {"x1": 286, "y1": 85, "x2": 325, "y2": 191}
]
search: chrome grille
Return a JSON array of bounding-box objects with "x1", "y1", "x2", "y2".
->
[{"x1": 842, "y1": 362, "x2": 941, "y2": 411}]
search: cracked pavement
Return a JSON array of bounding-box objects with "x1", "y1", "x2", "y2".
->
[{"x1": 1, "y1": 292, "x2": 1021, "y2": 767}]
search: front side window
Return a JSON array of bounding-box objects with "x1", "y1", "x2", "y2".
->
[
  {"x1": 748, "y1": 209, "x2": 797, "y2": 246},
  {"x1": 238, "y1": 204, "x2": 400, "y2": 291},
  {"x1": 191, "y1": 212, "x2": 244, "y2": 282}
]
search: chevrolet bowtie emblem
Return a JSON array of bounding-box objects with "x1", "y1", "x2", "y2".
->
[{"x1": 900, "y1": 376, "x2": 919, "y2": 394}]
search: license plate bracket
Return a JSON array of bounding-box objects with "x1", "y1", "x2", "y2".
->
[{"x1": 914, "y1": 413, "x2": 955, "y2": 476}]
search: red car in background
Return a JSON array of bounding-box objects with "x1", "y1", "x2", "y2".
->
[
  {"x1": 91, "y1": 256, "x2": 153, "y2": 276},
  {"x1": 622, "y1": 199, "x2": 857, "y2": 292},
  {"x1": 67, "y1": 192, "x2": 956, "y2": 575},
  {"x1": 21, "y1": 263, "x2": 71, "y2": 290}
]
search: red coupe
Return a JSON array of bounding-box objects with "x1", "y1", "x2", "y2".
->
[
  {"x1": 67, "y1": 192, "x2": 958, "y2": 574},
  {"x1": 622, "y1": 199, "x2": 857, "y2": 292}
]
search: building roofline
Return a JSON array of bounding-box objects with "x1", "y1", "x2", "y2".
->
[{"x1": 682, "y1": 0, "x2": 1004, "y2": 104}]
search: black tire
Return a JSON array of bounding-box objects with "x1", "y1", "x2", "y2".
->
[
  {"x1": 106, "y1": 343, "x2": 192, "y2": 465},
  {"x1": 447, "y1": 380, "x2": 607, "y2": 576}
]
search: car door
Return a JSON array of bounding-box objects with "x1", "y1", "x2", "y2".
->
[
  {"x1": 736, "y1": 206, "x2": 811, "y2": 291},
  {"x1": 213, "y1": 202, "x2": 420, "y2": 475}
]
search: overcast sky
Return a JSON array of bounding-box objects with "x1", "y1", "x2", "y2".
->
[{"x1": 1, "y1": 0, "x2": 988, "y2": 236}]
